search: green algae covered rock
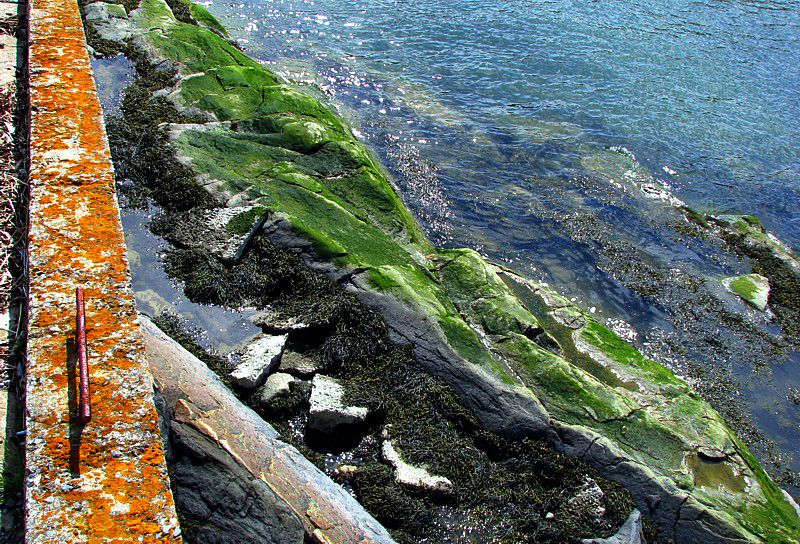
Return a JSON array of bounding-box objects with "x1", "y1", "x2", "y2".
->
[
  {"x1": 723, "y1": 273, "x2": 770, "y2": 311},
  {"x1": 84, "y1": 1, "x2": 800, "y2": 541}
]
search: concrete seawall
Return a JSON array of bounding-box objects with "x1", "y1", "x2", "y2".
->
[{"x1": 25, "y1": 0, "x2": 179, "y2": 540}]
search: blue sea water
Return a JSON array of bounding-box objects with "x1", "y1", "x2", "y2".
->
[{"x1": 205, "y1": 0, "x2": 800, "y2": 316}]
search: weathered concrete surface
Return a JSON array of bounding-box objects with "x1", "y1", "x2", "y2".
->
[
  {"x1": 139, "y1": 315, "x2": 395, "y2": 544},
  {"x1": 25, "y1": 0, "x2": 179, "y2": 540}
]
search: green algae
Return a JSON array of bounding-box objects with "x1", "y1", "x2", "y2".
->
[
  {"x1": 499, "y1": 273, "x2": 637, "y2": 391},
  {"x1": 225, "y1": 206, "x2": 266, "y2": 236},
  {"x1": 728, "y1": 275, "x2": 759, "y2": 301},
  {"x1": 141, "y1": 24, "x2": 260, "y2": 73},
  {"x1": 579, "y1": 320, "x2": 685, "y2": 388}
]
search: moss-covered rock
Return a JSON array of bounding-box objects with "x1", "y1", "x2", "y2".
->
[{"x1": 723, "y1": 273, "x2": 770, "y2": 311}]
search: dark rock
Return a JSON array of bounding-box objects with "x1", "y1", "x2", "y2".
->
[
  {"x1": 279, "y1": 350, "x2": 324, "y2": 376},
  {"x1": 168, "y1": 418, "x2": 304, "y2": 543}
]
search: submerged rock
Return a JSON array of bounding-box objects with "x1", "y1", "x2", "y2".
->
[
  {"x1": 229, "y1": 333, "x2": 288, "y2": 389},
  {"x1": 279, "y1": 350, "x2": 323, "y2": 376},
  {"x1": 308, "y1": 375, "x2": 369, "y2": 433},
  {"x1": 723, "y1": 273, "x2": 770, "y2": 311}
]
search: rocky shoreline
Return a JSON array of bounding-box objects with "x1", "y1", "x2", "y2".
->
[{"x1": 83, "y1": 0, "x2": 800, "y2": 541}]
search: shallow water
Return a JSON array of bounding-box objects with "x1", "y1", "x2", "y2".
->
[{"x1": 91, "y1": 0, "x2": 800, "y2": 493}]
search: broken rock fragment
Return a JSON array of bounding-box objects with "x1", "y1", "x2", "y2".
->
[
  {"x1": 228, "y1": 333, "x2": 288, "y2": 389},
  {"x1": 381, "y1": 427, "x2": 453, "y2": 496},
  {"x1": 308, "y1": 375, "x2": 368, "y2": 433}
]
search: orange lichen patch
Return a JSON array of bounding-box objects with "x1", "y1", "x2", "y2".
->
[{"x1": 26, "y1": 0, "x2": 180, "y2": 541}]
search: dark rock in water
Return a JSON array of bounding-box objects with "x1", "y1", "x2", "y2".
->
[
  {"x1": 279, "y1": 350, "x2": 323, "y2": 376},
  {"x1": 525, "y1": 327, "x2": 563, "y2": 356},
  {"x1": 308, "y1": 374, "x2": 369, "y2": 433},
  {"x1": 168, "y1": 415, "x2": 305, "y2": 543},
  {"x1": 229, "y1": 333, "x2": 288, "y2": 389}
]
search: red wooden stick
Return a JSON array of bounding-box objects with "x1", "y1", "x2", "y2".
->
[{"x1": 76, "y1": 287, "x2": 91, "y2": 424}]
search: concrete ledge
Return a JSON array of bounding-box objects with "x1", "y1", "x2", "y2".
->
[{"x1": 25, "y1": 0, "x2": 179, "y2": 541}]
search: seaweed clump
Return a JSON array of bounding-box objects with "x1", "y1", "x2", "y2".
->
[
  {"x1": 722, "y1": 232, "x2": 800, "y2": 344},
  {"x1": 105, "y1": 53, "x2": 213, "y2": 211}
]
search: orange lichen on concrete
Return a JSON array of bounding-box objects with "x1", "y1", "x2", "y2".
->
[{"x1": 26, "y1": 0, "x2": 180, "y2": 541}]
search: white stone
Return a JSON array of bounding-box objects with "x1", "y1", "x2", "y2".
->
[
  {"x1": 229, "y1": 334, "x2": 288, "y2": 389},
  {"x1": 308, "y1": 375, "x2": 368, "y2": 433},
  {"x1": 257, "y1": 372, "x2": 296, "y2": 404},
  {"x1": 380, "y1": 430, "x2": 453, "y2": 495}
]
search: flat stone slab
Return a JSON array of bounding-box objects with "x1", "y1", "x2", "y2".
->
[
  {"x1": 229, "y1": 333, "x2": 288, "y2": 389},
  {"x1": 26, "y1": 0, "x2": 179, "y2": 538},
  {"x1": 159, "y1": 206, "x2": 267, "y2": 264}
]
